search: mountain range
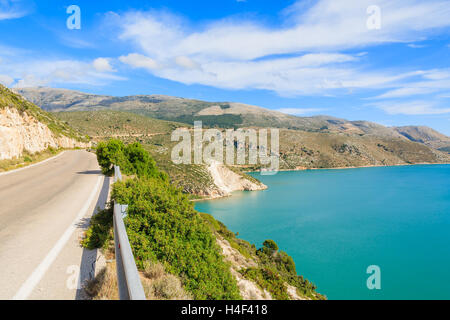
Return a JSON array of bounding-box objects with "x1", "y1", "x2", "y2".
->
[{"x1": 14, "y1": 87, "x2": 450, "y2": 154}]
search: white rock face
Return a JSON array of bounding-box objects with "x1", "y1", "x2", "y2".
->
[
  {"x1": 0, "y1": 107, "x2": 90, "y2": 160},
  {"x1": 207, "y1": 161, "x2": 267, "y2": 197}
]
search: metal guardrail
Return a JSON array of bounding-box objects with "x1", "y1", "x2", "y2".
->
[{"x1": 113, "y1": 165, "x2": 146, "y2": 300}]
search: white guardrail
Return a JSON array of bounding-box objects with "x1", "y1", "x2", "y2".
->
[{"x1": 113, "y1": 165, "x2": 146, "y2": 300}]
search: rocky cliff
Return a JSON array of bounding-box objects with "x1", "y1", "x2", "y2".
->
[
  {"x1": 206, "y1": 161, "x2": 267, "y2": 198},
  {"x1": 0, "y1": 85, "x2": 90, "y2": 160}
]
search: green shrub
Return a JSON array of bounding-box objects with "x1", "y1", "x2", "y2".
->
[
  {"x1": 251, "y1": 239, "x2": 323, "y2": 299},
  {"x1": 262, "y1": 239, "x2": 278, "y2": 254},
  {"x1": 112, "y1": 177, "x2": 241, "y2": 300},
  {"x1": 96, "y1": 139, "x2": 166, "y2": 179},
  {"x1": 96, "y1": 139, "x2": 128, "y2": 175},
  {"x1": 92, "y1": 140, "x2": 323, "y2": 300},
  {"x1": 81, "y1": 206, "x2": 114, "y2": 250}
]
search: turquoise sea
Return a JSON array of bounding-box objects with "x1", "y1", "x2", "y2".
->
[{"x1": 195, "y1": 165, "x2": 450, "y2": 300}]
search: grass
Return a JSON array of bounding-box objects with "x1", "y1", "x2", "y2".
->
[
  {"x1": 85, "y1": 259, "x2": 192, "y2": 300},
  {"x1": 54, "y1": 110, "x2": 183, "y2": 139},
  {"x1": 0, "y1": 147, "x2": 62, "y2": 173},
  {"x1": 80, "y1": 205, "x2": 114, "y2": 251},
  {"x1": 84, "y1": 262, "x2": 119, "y2": 300},
  {"x1": 142, "y1": 261, "x2": 192, "y2": 300}
]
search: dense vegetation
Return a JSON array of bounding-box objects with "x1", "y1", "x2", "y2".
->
[
  {"x1": 86, "y1": 139, "x2": 324, "y2": 300},
  {"x1": 112, "y1": 177, "x2": 240, "y2": 299},
  {"x1": 93, "y1": 139, "x2": 241, "y2": 299},
  {"x1": 96, "y1": 139, "x2": 162, "y2": 179},
  {"x1": 244, "y1": 240, "x2": 321, "y2": 300}
]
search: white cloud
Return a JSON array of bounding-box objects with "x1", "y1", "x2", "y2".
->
[
  {"x1": 0, "y1": 74, "x2": 13, "y2": 86},
  {"x1": 114, "y1": 0, "x2": 450, "y2": 97},
  {"x1": 118, "y1": 0, "x2": 450, "y2": 61},
  {"x1": 0, "y1": 0, "x2": 29, "y2": 20},
  {"x1": 119, "y1": 53, "x2": 159, "y2": 71},
  {"x1": 368, "y1": 100, "x2": 450, "y2": 115},
  {"x1": 0, "y1": 56, "x2": 126, "y2": 88},
  {"x1": 422, "y1": 69, "x2": 450, "y2": 80},
  {"x1": 371, "y1": 87, "x2": 436, "y2": 99},
  {"x1": 93, "y1": 57, "x2": 115, "y2": 72},
  {"x1": 61, "y1": 36, "x2": 95, "y2": 49},
  {"x1": 368, "y1": 69, "x2": 450, "y2": 100},
  {"x1": 175, "y1": 56, "x2": 201, "y2": 70},
  {"x1": 407, "y1": 43, "x2": 427, "y2": 48},
  {"x1": 0, "y1": 11, "x2": 25, "y2": 20}
]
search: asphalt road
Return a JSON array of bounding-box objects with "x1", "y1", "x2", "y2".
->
[{"x1": 0, "y1": 150, "x2": 109, "y2": 300}]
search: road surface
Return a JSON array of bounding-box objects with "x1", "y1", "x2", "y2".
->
[{"x1": 0, "y1": 150, "x2": 109, "y2": 300}]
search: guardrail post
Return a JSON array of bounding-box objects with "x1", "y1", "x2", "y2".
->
[{"x1": 113, "y1": 165, "x2": 146, "y2": 300}]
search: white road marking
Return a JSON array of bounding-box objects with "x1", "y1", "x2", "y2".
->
[
  {"x1": 12, "y1": 175, "x2": 103, "y2": 300},
  {"x1": 0, "y1": 151, "x2": 66, "y2": 177}
]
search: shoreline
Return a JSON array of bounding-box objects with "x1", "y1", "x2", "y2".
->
[
  {"x1": 191, "y1": 162, "x2": 450, "y2": 202},
  {"x1": 191, "y1": 194, "x2": 232, "y2": 202},
  {"x1": 244, "y1": 161, "x2": 450, "y2": 174}
]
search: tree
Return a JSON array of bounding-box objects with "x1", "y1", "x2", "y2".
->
[
  {"x1": 263, "y1": 239, "x2": 279, "y2": 252},
  {"x1": 96, "y1": 139, "x2": 127, "y2": 175},
  {"x1": 125, "y1": 142, "x2": 157, "y2": 177}
]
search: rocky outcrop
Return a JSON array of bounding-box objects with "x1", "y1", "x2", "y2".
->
[
  {"x1": 216, "y1": 237, "x2": 272, "y2": 300},
  {"x1": 207, "y1": 161, "x2": 267, "y2": 198},
  {"x1": 0, "y1": 107, "x2": 90, "y2": 160}
]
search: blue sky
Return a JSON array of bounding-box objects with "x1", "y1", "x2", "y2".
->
[{"x1": 1, "y1": 0, "x2": 450, "y2": 134}]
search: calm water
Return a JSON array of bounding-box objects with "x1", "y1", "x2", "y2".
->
[{"x1": 195, "y1": 165, "x2": 450, "y2": 300}]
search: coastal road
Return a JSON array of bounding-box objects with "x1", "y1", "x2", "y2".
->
[{"x1": 0, "y1": 150, "x2": 110, "y2": 300}]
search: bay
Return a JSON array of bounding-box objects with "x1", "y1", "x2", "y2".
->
[{"x1": 195, "y1": 165, "x2": 450, "y2": 299}]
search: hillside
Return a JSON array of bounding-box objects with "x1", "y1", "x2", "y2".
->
[
  {"x1": 393, "y1": 126, "x2": 450, "y2": 153},
  {"x1": 84, "y1": 140, "x2": 324, "y2": 300},
  {"x1": 16, "y1": 87, "x2": 450, "y2": 150},
  {"x1": 0, "y1": 85, "x2": 89, "y2": 163},
  {"x1": 14, "y1": 87, "x2": 307, "y2": 129},
  {"x1": 55, "y1": 110, "x2": 450, "y2": 199},
  {"x1": 54, "y1": 110, "x2": 266, "y2": 198},
  {"x1": 275, "y1": 129, "x2": 449, "y2": 170}
]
